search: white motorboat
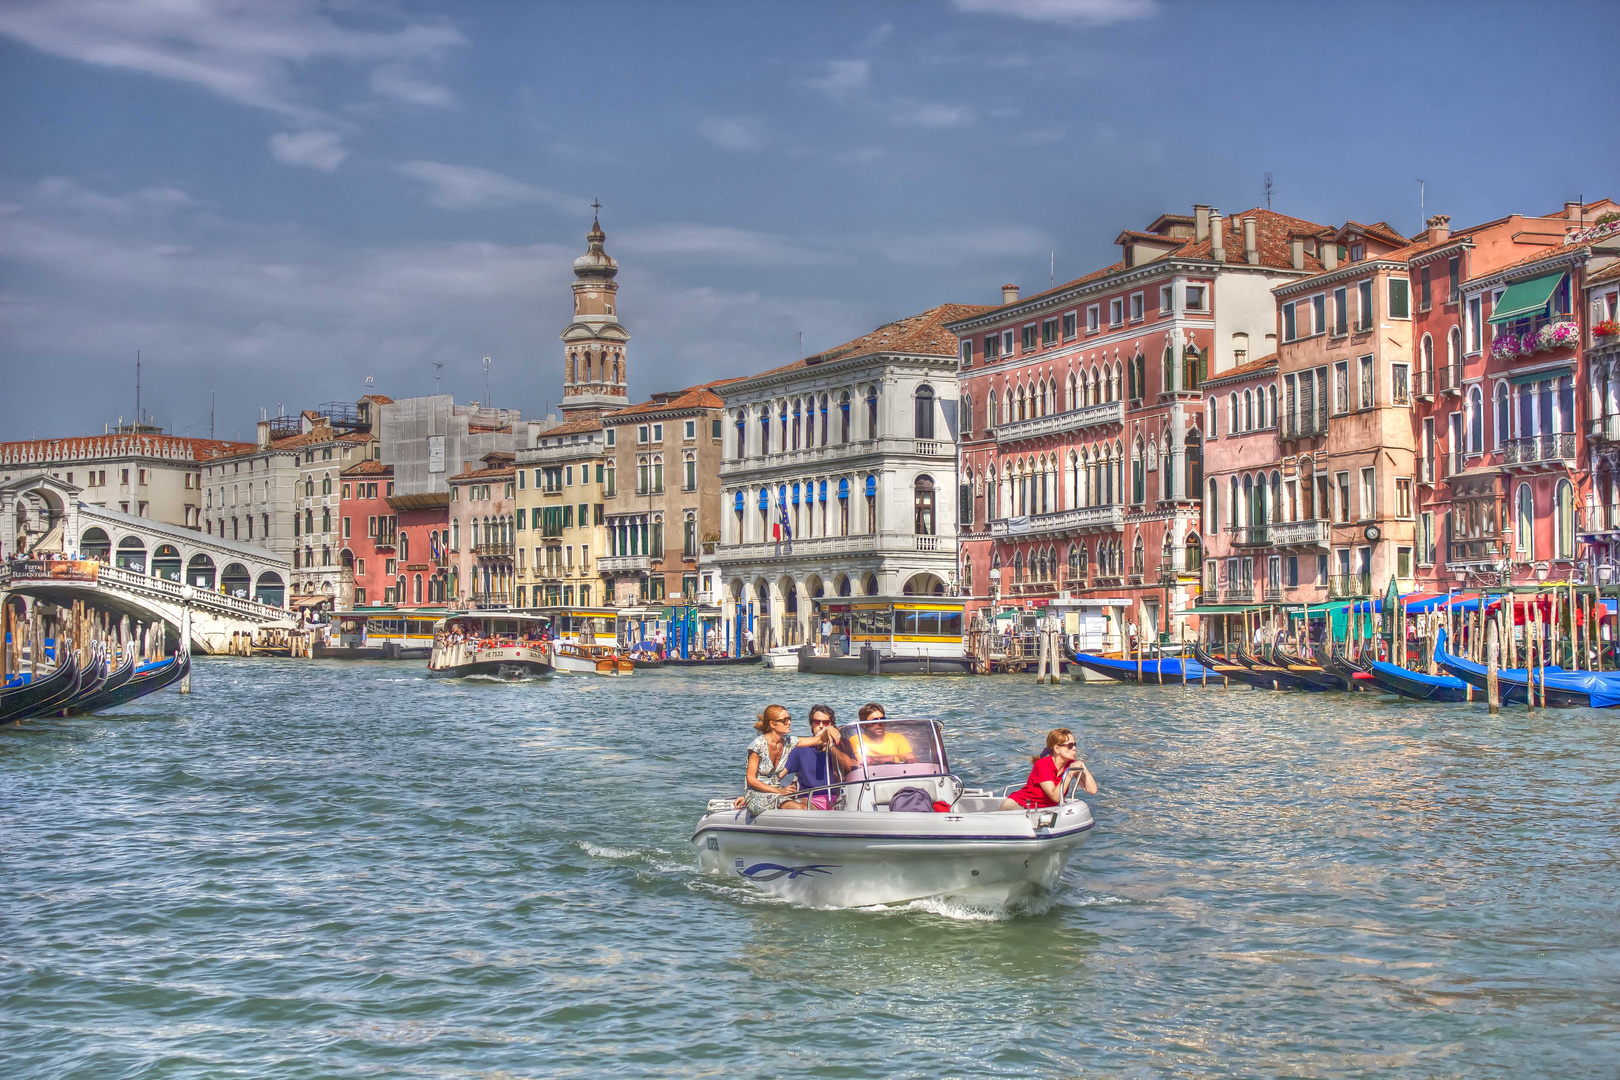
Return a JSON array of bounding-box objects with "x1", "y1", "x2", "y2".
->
[
  {"x1": 427, "y1": 614, "x2": 555, "y2": 679},
  {"x1": 692, "y1": 718, "x2": 1095, "y2": 908},
  {"x1": 760, "y1": 644, "x2": 801, "y2": 671},
  {"x1": 549, "y1": 640, "x2": 634, "y2": 675}
]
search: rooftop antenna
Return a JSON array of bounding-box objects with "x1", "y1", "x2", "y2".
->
[
  {"x1": 1264, "y1": 172, "x2": 1274, "y2": 211},
  {"x1": 135, "y1": 350, "x2": 141, "y2": 429},
  {"x1": 1416, "y1": 178, "x2": 1425, "y2": 232},
  {"x1": 1050, "y1": 251, "x2": 1055, "y2": 288},
  {"x1": 210, "y1": 391, "x2": 215, "y2": 439},
  {"x1": 433, "y1": 362, "x2": 444, "y2": 394},
  {"x1": 483, "y1": 356, "x2": 492, "y2": 408}
]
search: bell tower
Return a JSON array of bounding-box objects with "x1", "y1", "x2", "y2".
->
[{"x1": 560, "y1": 204, "x2": 629, "y2": 418}]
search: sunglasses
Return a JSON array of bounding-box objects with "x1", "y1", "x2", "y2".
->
[{"x1": 810, "y1": 718, "x2": 833, "y2": 727}]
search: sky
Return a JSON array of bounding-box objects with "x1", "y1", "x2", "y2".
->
[{"x1": 1, "y1": 0, "x2": 1616, "y2": 443}]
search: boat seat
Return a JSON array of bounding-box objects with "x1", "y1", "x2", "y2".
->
[{"x1": 848, "y1": 774, "x2": 961, "y2": 812}]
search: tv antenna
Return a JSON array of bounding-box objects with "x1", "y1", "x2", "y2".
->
[
  {"x1": 433, "y1": 362, "x2": 444, "y2": 393},
  {"x1": 483, "y1": 356, "x2": 492, "y2": 408},
  {"x1": 1416, "y1": 178, "x2": 1425, "y2": 230},
  {"x1": 1264, "y1": 172, "x2": 1274, "y2": 210}
]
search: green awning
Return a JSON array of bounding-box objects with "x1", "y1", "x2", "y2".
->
[
  {"x1": 1508, "y1": 364, "x2": 1573, "y2": 386},
  {"x1": 1489, "y1": 271, "x2": 1565, "y2": 323},
  {"x1": 1192, "y1": 603, "x2": 1267, "y2": 613}
]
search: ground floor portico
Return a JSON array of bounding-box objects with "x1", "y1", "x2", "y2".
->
[{"x1": 711, "y1": 541, "x2": 956, "y2": 653}]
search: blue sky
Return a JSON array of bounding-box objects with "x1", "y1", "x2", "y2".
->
[{"x1": 1, "y1": 0, "x2": 1615, "y2": 442}]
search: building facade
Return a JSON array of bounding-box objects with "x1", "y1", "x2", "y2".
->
[
  {"x1": 951, "y1": 205, "x2": 1326, "y2": 640},
  {"x1": 378, "y1": 395, "x2": 548, "y2": 497},
  {"x1": 448, "y1": 453, "x2": 517, "y2": 608},
  {"x1": 600, "y1": 386, "x2": 728, "y2": 606},
  {"x1": 714, "y1": 304, "x2": 983, "y2": 652},
  {"x1": 339, "y1": 459, "x2": 394, "y2": 607},
  {"x1": 381, "y1": 491, "x2": 450, "y2": 608}
]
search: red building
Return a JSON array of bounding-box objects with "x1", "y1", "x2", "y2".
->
[
  {"x1": 949, "y1": 204, "x2": 1328, "y2": 640},
  {"x1": 339, "y1": 459, "x2": 394, "y2": 607}
]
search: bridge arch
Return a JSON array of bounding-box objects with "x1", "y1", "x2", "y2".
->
[
  {"x1": 221, "y1": 562, "x2": 251, "y2": 599},
  {"x1": 152, "y1": 544, "x2": 182, "y2": 581},
  {"x1": 254, "y1": 571, "x2": 285, "y2": 606},
  {"x1": 80, "y1": 527, "x2": 111, "y2": 560},
  {"x1": 116, "y1": 535, "x2": 146, "y2": 573},
  {"x1": 187, "y1": 553, "x2": 217, "y2": 589}
]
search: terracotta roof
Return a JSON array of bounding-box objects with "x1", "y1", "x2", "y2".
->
[
  {"x1": 359, "y1": 394, "x2": 394, "y2": 404},
  {"x1": 340, "y1": 459, "x2": 392, "y2": 477},
  {"x1": 467, "y1": 423, "x2": 511, "y2": 434},
  {"x1": 1586, "y1": 261, "x2": 1620, "y2": 288},
  {"x1": 542, "y1": 417, "x2": 605, "y2": 438},
  {"x1": 1464, "y1": 242, "x2": 1590, "y2": 285},
  {"x1": 1201, "y1": 353, "x2": 1278, "y2": 387},
  {"x1": 607, "y1": 385, "x2": 727, "y2": 419},
  {"x1": 1171, "y1": 208, "x2": 1333, "y2": 271},
  {"x1": 1339, "y1": 220, "x2": 1412, "y2": 247},
  {"x1": 750, "y1": 303, "x2": 997, "y2": 380},
  {"x1": 0, "y1": 434, "x2": 254, "y2": 466},
  {"x1": 449, "y1": 466, "x2": 515, "y2": 482}
]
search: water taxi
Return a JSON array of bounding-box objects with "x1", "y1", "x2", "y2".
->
[
  {"x1": 693, "y1": 717, "x2": 1095, "y2": 908},
  {"x1": 426, "y1": 613, "x2": 554, "y2": 679},
  {"x1": 528, "y1": 606, "x2": 634, "y2": 675},
  {"x1": 798, "y1": 597, "x2": 972, "y2": 675}
]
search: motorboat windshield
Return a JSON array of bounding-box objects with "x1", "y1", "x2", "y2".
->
[{"x1": 836, "y1": 718, "x2": 948, "y2": 783}]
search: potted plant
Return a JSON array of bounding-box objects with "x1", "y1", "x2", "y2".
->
[
  {"x1": 1538, "y1": 320, "x2": 1581, "y2": 351},
  {"x1": 1594, "y1": 319, "x2": 1619, "y2": 338},
  {"x1": 1490, "y1": 332, "x2": 1521, "y2": 361}
]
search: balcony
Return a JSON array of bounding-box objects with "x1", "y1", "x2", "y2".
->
[
  {"x1": 1327, "y1": 573, "x2": 1371, "y2": 598},
  {"x1": 1223, "y1": 584, "x2": 1256, "y2": 603},
  {"x1": 712, "y1": 533, "x2": 882, "y2": 563},
  {"x1": 470, "y1": 592, "x2": 510, "y2": 610},
  {"x1": 372, "y1": 529, "x2": 397, "y2": 550},
  {"x1": 1579, "y1": 507, "x2": 1620, "y2": 540},
  {"x1": 1418, "y1": 456, "x2": 1435, "y2": 485},
  {"x1": 990, "y1": 504, "x2": 1126, "y2": 537},
  {"x1": 1448, "y1": 537, "x2": 1503, "y2": 565},
  {"x1": 1438, "y1": 364, "x2": 1464, "y2": 396},
  {"x1": 473, "y1": 541, "x2": 513, "y2": 558},
  {"x1": 1503, "y1": 433, "x2": 1577, "y2": 469},
  {"x1": 1589, "y1": 414, "x2": 1620, "y2": 442},
  {"x1": 597, "y1": 554, "x2": 652, "y2": 574},
  {"x1": 1262, "y1": 584, "x2": 1286, "y2": 603},
  {"x1": 993, "y1": 400, "x2": 1126, "y2": 445},
  {"x1": 1232, "y1": 525, "x2": 1269, "y2": 548},
  {"x1": 1414, "y1": 368, "x2": 1434, "y2": 401},
  {"x1": 1269, "y1": 518, "x2": 1331, "y2": 549},
  {"x1": 1280, "y1": 404, "x2": 1329, "y2": 441}
]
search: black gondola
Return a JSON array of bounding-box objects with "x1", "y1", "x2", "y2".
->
[
  {"x1": 62, "y1": 651, "x2": 137, "y2": 715},
  {"x1": 50, "y1": 645, "x2": 110, "y2": 716},
  {"x1": 1191, "y1": 642, "x2": 1297, "y2": 691},
  {"x1": 1233, "y1": 647, "x2": 1326, "y2": 692},
  {"x1": 0, "y1": 652, "x2": 81, "y2": 725},
  {"x1": 1267, "y1": 645, "x2": 1347, "y2": 691}
]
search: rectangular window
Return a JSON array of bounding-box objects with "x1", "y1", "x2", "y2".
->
[
  {"x1": 712, "y1": 418, "x2": 722, "y2": 440},
  {"x1": 1021, "y1": 324, "x2": 1037, "y2": 351},
  {"x1": 684, "y1": 419, "x2": 696, "y2": 440},
  {"x1": 1391, "y1": 362, "x2": 1410, "y2": 406},
  {"x1": 1448, "y1": 257, "x2": 1460, "y2": 302},
  {"x1": 605, "y1": 465, "x2": 615, "y2": 497},
  {"x1": 1002, "y1": 329, "x2": 1015, "y2": 355},
  {"x1": 606, "y1": 428, "x2": 616, "y2": 447},
  {"x1": 1359, "y1": 466, "x2": 1375, "y2": 520},
  {"x1": 960, "y1": 340, "x2": 973, "y2": 366},
  {"x1": 1333, "y1": 360, "x2": 1350, "y2": 414},
  {"x1": 1283, "y1": 302, "x2": 1297, "y2": 342},
  {"x1": 1110, "y1": 298, "x2": 1124, "y2": 325},
  {"x1": 1062, "y1": 312, "x2": 1076, "y2": 339},
  {"x1": 1159, "y1": 284, "x2": 1172, "y2": 312},
  {"x1": 1129, "y1": 293, "x2": 1144, "y2": 321},
  {"x1": 1419, "y1": 266, "x2": 1432, "y2": 310},
  {"x1": 652, "y1": 423, "x2": 663, "y2": 442},
  {"x1": 1395, "y1": 477, "x2": 1413, "y2": 518},
  {"x1": 1041, "y1": 317, "x2": 1058, "y2": 345},
  {"x1": 1359, "y1": 355, "x2": 1374, "y2": 409},
  {"x1": 565, "y1": 465, "x2": 573, "y2": 486},
  {"x1": 1420, "y1": 511, "x2": 1436, "y2": 564},
  {"x1": 342, "y1": 516, "x2": 351, "y2": 539},
  {"x1": 983, "y1": 333, "x2": 999, "y2": 359},
  {"x1": 1397, "y1": 546, "x2": 1412, "y2": 578},
  {"x1": 1311, "y1": 294, "x2": 1325, "y2": 335},
  {"x1": 1087, "y1": 305, "x2": 1100, "y2": 332},
  {"x1": 1467, "y1": 296, "x2": 1482, "y2": 352},
  {"x1": 1287, "y1": 555, "x2": 1299, "y2": 588},
  {"x1": 638, "y1": 425, "x2": 649, "y2": 444},
  {"x1": 1185, "y1": 284, "x2": 1206, "y2": 311},
  {"x1": 684, "y1": 457, "x2": 696, "y2": 491},
  {"x1": 1357, "y1": 279, "x2": 1373, "y2": 330},
  {"x1": 1388, "y1": 278, "x2": 1410, "y2": 319},
  {"x1": 1333, "y1": 286, "x2": 1347, "y2": 335},
  {"x1": 1335, "y1": 472, "x2": 1351, "y2": 523}
]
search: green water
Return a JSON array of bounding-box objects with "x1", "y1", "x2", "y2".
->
[{"x1": 3, "y1": 659, "x2": 1617, "y2": 1077}]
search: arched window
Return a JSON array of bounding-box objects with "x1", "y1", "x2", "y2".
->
[
  {"x1": 1229, "y1": 392, "x2": 1239, "y2": 434},
  {"x1": 914, "y1": 475, "x2": 936, "y2": 536},
  {"x1": 1556, "y1": 479, "x2": 1575, "y2": 559},
  {"x1": 1186, "y1": 429, "x2": 1202, "y2": 496},
  {"x1": 1131, "y1": 438, "x2": 1145, "y2": 504},
  {"x1": 1270, "y1": 471, "x2": 1282, "y2": 525},
  {"x1": 1184, "y1": 345, "x2": 1203, "y2": 391},
  {"x1": 1130, "y1": 352, "x2": 1145, "y2": 401},
  {"x1": 1163, "y1": 345, "x2": 1176, "y2": 395},
  {"x1": 759, "y1": 407, "x2": 771, "y2": 454},
  {"x1": 734, "y1": 410, "x2": 747, "y2": 459},
  {"x1": 1243, "y1": 389, "x2": 1254, "y2": 431},
  {"x1": 322, "y1": 474, "x2": 332, "y2": 495},
  {"x1": 914, "y1": 385, "x2": 936, "y2": 439},
  {"x1": 1516, "y1": 483, "x2": 1534, "y2": 555},
  {"x1": 1266, "y1": 385, "x2": 1277, "y2": 428},
  {"x1": 321, "y1": 507, "x2": 331, "y2": 533},
  {"x1": 839, "y1": 391, "x2": 851, "y2": 443},
  {"x1": 1207, "y1": 477, "x2": 1220, "y2": 535},
  {"x1": 866, "y1": 385, "x2": 879, "y2": 437},
  {"x1": 791, "y1": 399, "x2": 802, "y2": 449},
  {"x1": 962, "y1": 394, "x2": 973, "y2": 435},
  {"x1": 1131, "y1": 533, "x2": 1145, "y2": 576},
  {"x1": 1420, "y1": 333, "x2": 1433, "y2": 376},
  {"x1": 1448, "y1": 326, "x2": 1462, "y2": 369},
  {"x1": 1468, "y1": 385, "x2": 1484, "y2": 454},
  {"x1": 304, "y1": 478, "x2": 314, "y2": 497}
]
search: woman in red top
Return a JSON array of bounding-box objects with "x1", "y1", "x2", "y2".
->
[{"x1": 1002, "y1": 728, "x2": 1098, "y2": 810}]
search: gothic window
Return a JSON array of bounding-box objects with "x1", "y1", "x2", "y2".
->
[
  {"x1": 1495, "y1": 382, "x2": 1511, "y2": 447},
  {"x1": 839, "y1": 392, "x2": 851, "y2": 443},
  {"x1": 1556, "y1": 479, "x2": 1574, "y2": 559},
  {"x1": 866, "y1": 385, "x2": 879, "y2": 438},
  {"x1": 1516, "y1": 483, "x2": 1533, "y2": 555},
  {"x1": 914, "y1": 475, "x2": 936, "y2": 536},
  {"x1": 914, "y1": 385, "x2": 935, "y2": 439}
]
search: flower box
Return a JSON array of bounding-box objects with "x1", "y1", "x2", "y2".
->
[
  {"x1": 1594, "y1": 320, "x2": 1619, "y2": 338},
  {"x1": 1538, "y1": 320, "x2": 1581, "y2": 351}
]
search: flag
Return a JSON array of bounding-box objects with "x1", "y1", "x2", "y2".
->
[{"x1": 778, "y1": 487, "x2": 792, "y2": 541}]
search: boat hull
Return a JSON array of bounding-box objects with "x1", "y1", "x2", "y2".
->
[
  {"x1": 761, "y1": 648, "x2": 801, "y2": 671},
  {"x1": 798, "y1": 648, "x2": 975, "y2": 676},
  {"x1": 1366, "y1": 660, "x2": 1490, "y2": 703},
  {"x1": 427, "y1": 644, "x2": 554, "y2": 679},
  {"x1": 692, "y1": 802, "x2": 1094, "y2": 909}
]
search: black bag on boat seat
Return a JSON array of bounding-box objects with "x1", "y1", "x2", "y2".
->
[{"x1": 886, "y1": 787, "x2": 934, "y2": 813}]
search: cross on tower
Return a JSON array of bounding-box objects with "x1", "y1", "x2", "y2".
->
[{"x1": 591, "y1": 198, "x2": 601, "y2": 217}]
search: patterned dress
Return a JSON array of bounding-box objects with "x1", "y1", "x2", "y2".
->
[{"x1": 744, "y1": 733, "x2": 795, "y2": 815}]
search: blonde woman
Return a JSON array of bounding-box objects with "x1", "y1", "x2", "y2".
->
[{"x1": 738, "y1": 705, "x2": 831, "y2": 815}]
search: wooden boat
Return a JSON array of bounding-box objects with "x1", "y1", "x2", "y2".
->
[
  {"x1": 661, "y1": 654, "x2": 762, "y2": 668},
  {"x1": 1271, "y1": 645, "x2": 1355, "y2": 691},
  {"x1": 1365, "y1": 660, "x2": 1491, "y2": 703},
  {"x1": 1233, "y1": 647, "x2": 1328, "y2": 692},
  {"x1": 2, "y1": 652, "x2": 80, "y2": 724},
  {"x1": 1190, "y1": 643, "x2": 1307, "y2": 692},
  {"x1": 1433, "y1": 629, "x2": 1617, "y2": 709},
  {"x1": 550, "y1": 640, "x2": 634, "y2": 675},
  {"x1": 1069, "y1": 651, "x2": 1216, "y2": 685}
]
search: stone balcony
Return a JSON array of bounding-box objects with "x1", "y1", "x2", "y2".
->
[
  {"x1": 711, "y1": 533, "x2": 883, "y2": 564},
  {"x1": 717, "y1": 436, "x2": 951, "y2": 480},
  {"x1": 596, "y1": 555, "x2": 652, "y2": 574},
  {"x1": 1269, "y1": 518, "x2": 1331, "y2": 549},
  {"x1": 991, "y1": 400, "x2": 1126, "y2": 445},
  {"x1": 990, "y1": 504, "x2": 1126, "y2": 537},
  {"x1": 1503, "y1": 433, "x2": 1577, "y2": 470}
]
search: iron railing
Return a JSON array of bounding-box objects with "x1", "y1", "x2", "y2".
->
[
  {"x1": 1327, "y1": 573, "x2": 1372, "y2": 598},
  {"x1": 1503, "y1": 433, "x2": 1577, "y2": 467}
]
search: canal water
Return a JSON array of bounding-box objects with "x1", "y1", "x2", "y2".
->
[{"x1": 3, "y1": 660, "x2": 1617, "y2": 1077}]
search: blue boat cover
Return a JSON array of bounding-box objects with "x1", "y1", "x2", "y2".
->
[
  {"x1": 1434, "y1": 629, "x2": 1620, "y2": 708},
  {"x1": 1367, "y1": 660, "x2": 1468, "y2": 691},
  {"x1": 1074, "y1": 653, "x2": 1215, "y2": 681}
]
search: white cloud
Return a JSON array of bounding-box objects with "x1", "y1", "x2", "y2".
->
[
  {"x1": 872, "y1": 224, "x2": 1049, "y2": 269},
  {"x1": 369, "y1": 64, "x2": 455, "y2": 108},
  {"x1": 891, "y1": 101, "x2": 975, "y2": 128},
  {"x1": 0, "y1": 0, "x2": 465, "y2": 122},
  {"x1": 863, "y1": 23, "x2": 896, "y2": 48},
  {"x1": 269, "y1": 130, "x2": 347, "y2": 171},
  {"x1": 950, "y1": 0, "x2": 1157, "y2": 24},
  {"x1": 622, "y1": 224, "x2": 847, "y2": 268},
  {"x1": 805, "y1": 59, "x2": 871, "y2": 99},
  {"x1": 394, "y1": 161, "x2": 582, "y2": 212},
  {"x1": 697, "y1": 117, "x2": 766, "y2": 151}
]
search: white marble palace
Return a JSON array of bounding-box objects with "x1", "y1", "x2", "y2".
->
[{"x1": 712, "y1": 304, "x2": 990, "y2": 651}]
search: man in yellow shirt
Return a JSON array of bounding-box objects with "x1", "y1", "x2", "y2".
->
[{"x1": 845, "y1": 703, "x2": 916, "y2": 765}]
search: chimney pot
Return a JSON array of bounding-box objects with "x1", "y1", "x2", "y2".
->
[
  {"x1": 1243, "y1": 217, "x2": 1259, "y2": 265},
  {"x1": 256, "y1": 419, "x2": 270, "y2": 450},
  {"x1": 1290, "y1": 237, "x2": 1304, "y2": 270},
  {"x1": 1565, "y1": 200, "x2": 1583, "y2": 221},
  {"x1": 1425, "y1": 214, "x2": 1452, "y2": 244},
  {"x1": 1194, "y1": 205, "x2": 1210, "y2": 243},
  {"x1": 1210, "y1": 210, "x2": 1226, "y2": 263},
  {"x1": 1323, "y1": 242, "x2": 1338, "y2": 271},
  {"x1": 1001, "y1": 283, "x2": 1020, "y2": 305}
]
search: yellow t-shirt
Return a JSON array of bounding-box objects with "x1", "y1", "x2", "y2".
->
[{"x1": 849, "y1": 730, "x2": 914, "y2": 761}]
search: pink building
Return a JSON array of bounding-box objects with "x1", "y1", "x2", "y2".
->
[{"x1": 949, "y1": 205, "x2": 1328, "y2": 640}]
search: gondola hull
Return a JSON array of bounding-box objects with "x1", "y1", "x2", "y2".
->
[
  {"x1": 1069, "y1": 652, "x2": 1216, "y2": 685},
  {"x1": 1366, "y1": 660, "x2": 1494, "y2": 703}
]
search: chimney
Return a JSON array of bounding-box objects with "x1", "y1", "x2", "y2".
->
[
  {"x1": 1243, "y1": 216, "x2": 1259, "y2": 265},
  {"x1": 1565, "y1": 200, "x2": 1583, "y2": 221},
  {"x1": 1426, "y1": 214, "x2": 1452, "y2": 244},
  {"x1": 1322, "y1": 241, "x2": 1338, "y2": 271},
  {"x1": 1194, "y1": 205, "x2": 1210, "y2": 242},
  {"x1": 1001, "y1": 283, "x2": 1020, "y2": 305},
  {"x1": 256, "y1": 419, "x2": 271, "y2": 449},
  {"x1": 1210, "y1": 210, "x2": 1226, "y2": 263},
  {"x1": 1290, "y1": 236, "x2": 1304, "y2": 270}
]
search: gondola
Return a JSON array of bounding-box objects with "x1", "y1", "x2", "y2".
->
[
  {"x1": 1068, "y1": 651, "x2": 1216, "y2": 685},
  {"x1": 1365, "y1": 659, "x2": 1493, "y2": 703},
  {"x1": 1232, "y1": 647, "x2": 1326, "y2": 692},
  {"x1": 1267, "y1": 645, "x2": 1347, "y2": 691},
  {"x1": 1190, "y1": 642, "x2": 1298, "y2": 691},
  {"x1": 61, "y1": 651, "x2": 138, "y2": 715},
  {"x1": 1317, "y1": 648, "x2": 1376, "y2": 691},
  {"x1": 50, "y1": 644, "x2": 110, "y2": 716},
  {"x1": 661, "y1": 654, "x2": 763, "y2": 667},
  {"x1": 1, "y1": 652, "x2": 80, "y2": 724},
  {"x1": 1434, "y1": 629, "x2": 1620, "y2": 709},
  {"x1": 630, "y1": 657, "x2": 665, "y2": 670}
]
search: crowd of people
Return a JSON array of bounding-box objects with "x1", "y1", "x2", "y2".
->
[{"x1": 738, "y1": 701, "x2": 1097, "y2": 815}]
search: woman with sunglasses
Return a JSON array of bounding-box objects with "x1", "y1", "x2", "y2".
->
[
  {"x1": 1001, "y1": 727, "x2": 1097, "y2": 811},
  {"x1": 738, "y1": 704, "x2": 835, "y2": 815}
]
